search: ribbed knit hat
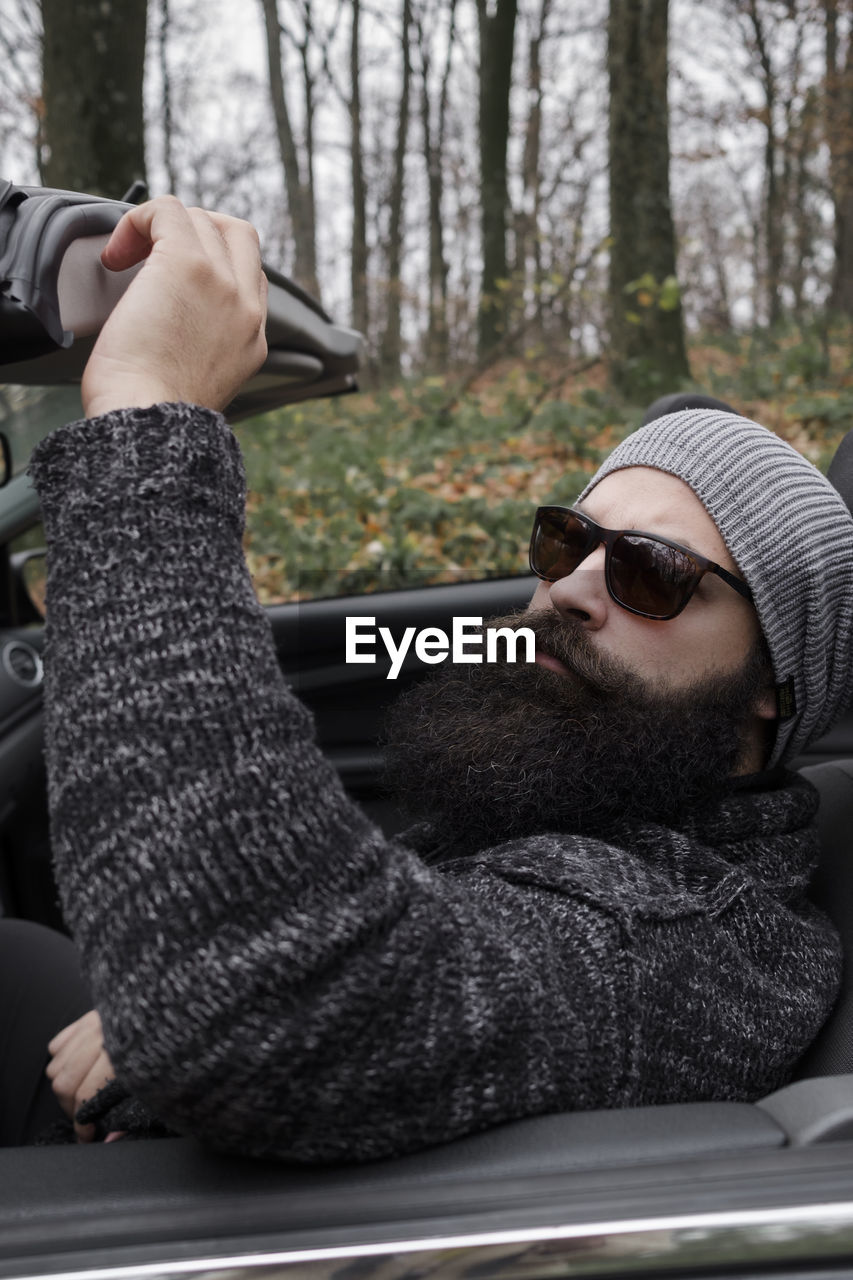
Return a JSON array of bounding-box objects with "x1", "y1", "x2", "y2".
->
[{"x1": 579, "y1": 410, "x2": 853, "y2": 765}]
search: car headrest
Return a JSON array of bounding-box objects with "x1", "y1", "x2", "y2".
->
[
  {"x1": 641, "y1": 393, "x2": 737, "y2": 424},
  {"x1": 827, "y1": 430, "x2": 853, "y2": 518}
]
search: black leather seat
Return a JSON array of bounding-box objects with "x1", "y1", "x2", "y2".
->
[{"x1": 794, "y1": 760, "x2": 853, "y2": 1076}]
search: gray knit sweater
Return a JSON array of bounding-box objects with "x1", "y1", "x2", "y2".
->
[{"x1": 30, "y1": 404, "x2": 842, "y2": 1163}]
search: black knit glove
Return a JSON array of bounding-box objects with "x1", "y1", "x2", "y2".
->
[{"x1": 34, "y1": 1080, "x2": 176, "y2": 1144}]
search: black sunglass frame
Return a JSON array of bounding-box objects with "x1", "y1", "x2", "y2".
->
[{"x1": 529, "y1": 505, "x2": 754, "y2": 621}]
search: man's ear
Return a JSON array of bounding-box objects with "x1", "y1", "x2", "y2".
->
[
  {"x1": 743, "y1": 686, "x2": 779, "y2": 775},
  {"x1": 754, "y1": 682, "x2": 779, "y2": 722}
]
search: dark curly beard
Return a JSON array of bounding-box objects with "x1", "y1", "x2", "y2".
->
[{"x1": 381, "y1": 609, "x2": 772, "y2": 855}]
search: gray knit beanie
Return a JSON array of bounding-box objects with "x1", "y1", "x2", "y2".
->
[{"x1": 579, "y1": 409, "x2": 853, "y2": 766}]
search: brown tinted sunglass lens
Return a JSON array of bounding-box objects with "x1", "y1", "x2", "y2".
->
[
  {"x1": 533, "y1": 511, "x2": 590, "y2": 580},
  {"x1": 610, "y1": 535, "x2": 697, "y2": 617}
]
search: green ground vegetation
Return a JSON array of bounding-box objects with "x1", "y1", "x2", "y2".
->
[{"x1": 235, "y1": 322, "x2": 853, "y2": 604}]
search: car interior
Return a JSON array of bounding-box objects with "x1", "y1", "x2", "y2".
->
[{"x1": 0, "y1": 183, "x2": 851, "y2": 1279}]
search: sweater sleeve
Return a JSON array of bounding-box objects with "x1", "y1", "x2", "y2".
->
[{"x1": 29, "y1": 404, "x2": 632, "y2": 1162}]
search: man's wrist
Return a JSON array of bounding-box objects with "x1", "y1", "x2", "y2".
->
[{"x1": 82, "y1": 388, "x2": 180, "y2": 421}]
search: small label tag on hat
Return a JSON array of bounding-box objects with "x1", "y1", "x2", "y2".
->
[{"x1": 776, "y1": 677, "x2": 797, "y2": 721}]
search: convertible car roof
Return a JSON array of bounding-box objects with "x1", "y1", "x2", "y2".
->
[{"x1": 0, "y1": 180, "x2": 364, "y2": 420}]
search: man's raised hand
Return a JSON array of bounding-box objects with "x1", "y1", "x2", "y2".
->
[{"x1": 81, "y1": 196, "x2": 268, "y2": 421}]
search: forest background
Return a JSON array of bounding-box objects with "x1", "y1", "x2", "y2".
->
[{"x1": 2, "y1": 0, "x2": 853, "y2": 600}]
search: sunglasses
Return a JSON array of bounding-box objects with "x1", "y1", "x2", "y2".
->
[{"x1": 529, "y1": 506, "x2": 753, "y2": 621}]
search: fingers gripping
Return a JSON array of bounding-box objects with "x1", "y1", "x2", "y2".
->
[{"x1": 84, "y1": 196, "x2": 268, "y2": 418}]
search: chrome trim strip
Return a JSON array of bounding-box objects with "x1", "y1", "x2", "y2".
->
[{"x1": 12, "y1": 1199, "x2": 853, "y2": 1280}]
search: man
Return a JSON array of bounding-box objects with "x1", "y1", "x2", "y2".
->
[{"x1": 29, "y1": 198, "x2": 853, "y2": 1158}]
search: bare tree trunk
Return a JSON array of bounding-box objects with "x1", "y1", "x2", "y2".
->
[
  {"x1": 607, "y1": 0, "x2": 689, "y2": 397},
  {"x1": 746, "y1": 0, "x2": 783, "y2": 327},
  {"x1": 350, "y1": 0, "x2": 369, "y2": 337},
  {"x1": 260, "y1": 0, "x2": 320, "y2": 298},
  {"x1": 298, "y1": 0, "x2": 318, "y2": 258},
  {"x1": 476, "y1": 0, "x2": 518, "y2": 357},
  {"x1": 548, "y1": 168, "x2": 592, "y2": 346},
  {"x1": 158, "y1": 0, "x2": 179, "y2": 195},
  {"x1": 790, "y1": 86, "x2": 818, "y2": 314},
  {"x1": 40, "y1": 0, "x2": 147, "y2": 197},
  {"x1": 702, "y1": 204, "x2": 732, "y2": 331},
  {"x1": 825, "y1": 0, "x2": 853, "y2": 316},
  {"x1": 415, "y1": 0, "x2": 456, "y2": 369},
  {"x1": 379, "y1": 0, "x2": 412, "y2": 381},
  {"x1": 518, "y1": 0, "x2": 550, "y2": 337}
]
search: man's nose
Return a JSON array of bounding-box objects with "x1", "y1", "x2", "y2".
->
[{"x1": 545, "y1": 546, "x2": 609, "y2": 629}]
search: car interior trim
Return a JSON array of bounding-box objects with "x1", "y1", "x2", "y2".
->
[{"x1": 8, "y1": 1198, "x2": 853, "y2": 1280}]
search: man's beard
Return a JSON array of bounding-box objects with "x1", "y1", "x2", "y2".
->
[{"x1": 381, "y1": 609, "x2": 772, "y2": 856}]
